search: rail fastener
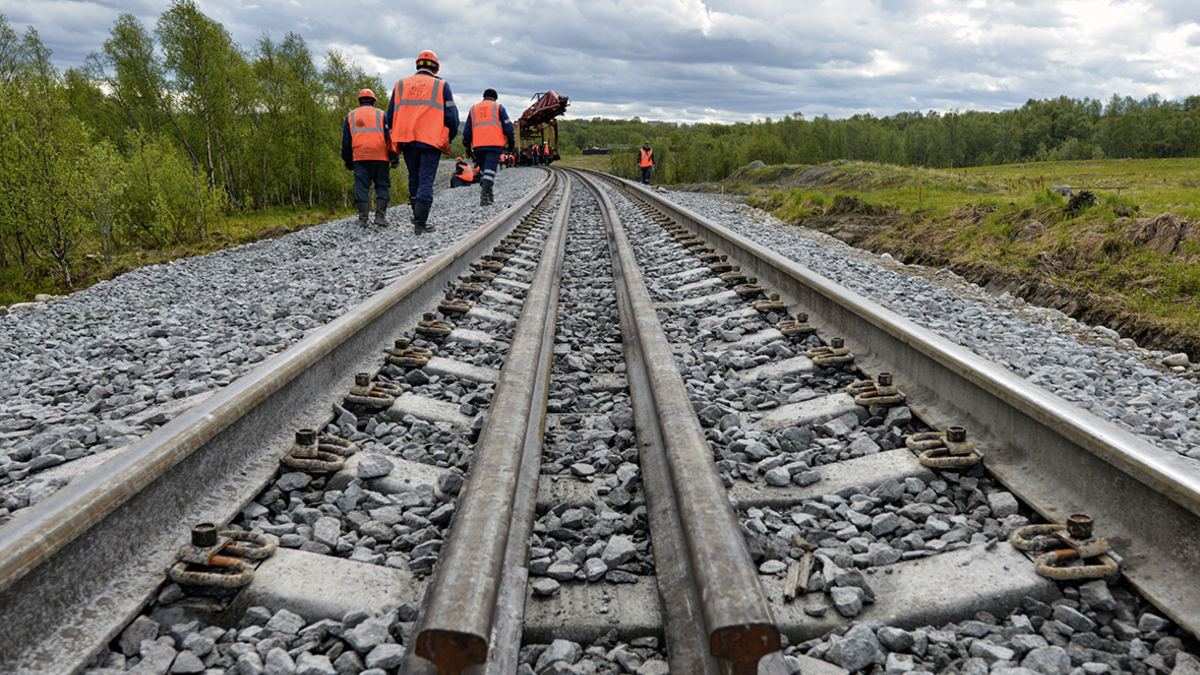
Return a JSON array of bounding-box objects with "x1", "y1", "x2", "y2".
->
[
  {"x1": 777, "y1": 312, "x2": 815, "y2": 338},
  {"x1": 438, "y1": 292, "x2": 473, "y2": 316},
  {"x1": 282, "y1": 428, "x2": 357, "y2": 473},
  {"x1": 416, "y1": 312, "x2": 456, "y2": 339},
  {"x1": 1011, "y1": 515, "x2": 1121, "y2": 580},
  {"x1": 387, "y1": 338, "x2": 433, "y2": 368},
  {"x1": 907, "y1": 425, "x2": 981, "y2": 469},
  {"x1": 344, "y1": 372, "x2": 405, "y2": 407},
  {"x1": 734, "y1": 279, "x2": 764, "y2": 298},
  {"x1": 167, "y1": 523, "x2": 276, "y2": 588},
  {"x1": 847, "y1": 372, "x2": 906, "y2": 407},
  {"x1": 807, "y1": 337, "x2": 854, "y2": 367}
]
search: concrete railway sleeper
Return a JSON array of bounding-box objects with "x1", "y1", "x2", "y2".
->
[{"x1": 0, "y1": 166, "x2": 1197, "y2": 675}]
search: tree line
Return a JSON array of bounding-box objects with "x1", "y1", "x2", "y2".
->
[
  {"x1": 0, "y1": 2, "x2": 381, "y2": 289},
  {"x1": 572, "y1": 95, "x2": 1200, "y2": 185}
]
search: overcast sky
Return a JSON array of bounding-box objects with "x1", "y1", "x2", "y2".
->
[{"x1": 4, "y1": 0, "x2": 1200, "y2": 124}]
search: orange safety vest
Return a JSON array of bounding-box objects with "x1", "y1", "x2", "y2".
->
[
  {"x1": 390, "y1": 74, "x2": 450, "y2": 154},
  {"x1": 460, "y1": 163, "x2": 476, "y2": 181},
  {"x1": 348, "y1": 107, "x2": 390, "y2": 162},
  {"x1": 469, "y1": 100, "x2": 506, "y2": 148},
  {"x1": 639, "y1": 147, "x2": 654, "y2": 168}
]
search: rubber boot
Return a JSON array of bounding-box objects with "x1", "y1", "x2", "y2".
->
[
  {"x1": 375, "y1": 198, "x2": 388, "y2": 226},
  {"x1": 412, "y1": 201, "x2": 435, "y2": 234},
  {"x1": 356, "y1": 201, "x2": 369, "y2": 226},
  {"x1": 480, "y1": 183, "x2": 493, "y2": 206}
]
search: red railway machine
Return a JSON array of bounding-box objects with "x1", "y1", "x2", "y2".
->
[{"x1": 517, "y1": 91, "x2": 569, "y2": 165}]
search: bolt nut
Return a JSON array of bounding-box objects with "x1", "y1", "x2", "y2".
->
[
  {"x1": 878, "y1": 372, "x2": 893, "y2": 386},
  {"x1": 947, "y1": 426, "x2": 967, "y2": 443},
  {"x1": 1067, "y1": 514, "x2": 1094, "y2": 539},
  {"x1": 192, "y1": 523, "x2": 218, "y2": 547},
  {"x1": 831, "y1": 337, "x2": 844, "y2": 349},
  {"x1": 295, "y1": 428, "x2": 317, "y2": 446}
]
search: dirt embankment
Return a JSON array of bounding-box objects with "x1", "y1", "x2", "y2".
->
[{"x1": 768, "y1": 193, "x2": 1200, "y2": 359}]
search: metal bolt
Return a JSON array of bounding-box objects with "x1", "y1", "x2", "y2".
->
[
  {"x1": 947, "y1": 426, "x2": 967, "y2": 442},
  {"x1": 394, "y1": 339, "x2": 409, "y2": 349},
  {"x1": 878, "y1": 372, "x2": 893, "y2": 386},
  {"x1": 423, "y1": 312, "x2": 436, "y2": 321},
  {"x1": 796, "y1": 312, "x2": 808, "y2": 321},
  {"x1": 831, "y1": 337, "x2": 844, "y2": 349},
  {"x1": 770, "y1": 293, "x2": 780, "y2": 301},
  {"x1": 295, "y1": 428, "x2": 317, "y2": 446},
  {"x1": 355, "y1": 373, "x2": 370, "y2": 387},
  {"x1": 1067, "y1": 514, "x2": 1094, "y2": 539},
  {"x1": 192, "y1": 523, "x2": 218, "y2": 547}
]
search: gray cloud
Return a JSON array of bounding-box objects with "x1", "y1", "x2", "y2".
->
[{"x1": 2, "y1": 0, "x2": 1198, "y2": 123}]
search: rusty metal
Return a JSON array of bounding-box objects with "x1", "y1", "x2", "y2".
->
[
  {"x1": 697, "y1": 249, "x2": 720, "y2": 263},
  {"x1": 479, "y1": 260, "x2": 505, "y2": 272},
  {"x1": 438, "y1": 292, "x2": 473, "y2": 317},
  {"x1": 416, "y1": 312, "x2": 456, "y2": 339},
  {"x1": 807, "y1": 337, "x2": 854, "y2": 367},
  {"x1": 469, "y1": 267, "x2": 497, "y2": 283},
  {"x1": 907, "y1": 426, "x2": 980, "y2": 468},
  {"x1": 754, "y1": 293, "x2": 787, "y2": 314},
  {"x1": 734, "y1": 279, "x2": 763, "y2": 297},
  {"x1": 410, "y1": 174, "x2": 571, "y2": 675},
  {"x1": 777, "y1": 312, "x2": 814, "y2": 338},
  {"x1": 708, "y1": 255, "x2": 732, "y2": 274},
  {"x1": 282, "y1": 428, "x2": 349, "y2": 473},
  {"x1": 344, "y1": 372, "x2": 404, "y2": 407},
  {"x1": 720, "y1": 266, "x2": 747, "y2": 285},
  {"x1": 847, "y1": 372, "x2": 905, "y2": 407},
  {"x1": 578, "y1": 170, "x2": 781, "y2": 674},
  {"x1": 387, "y1": 338, "x2": 433, "y2": 368},
  {"x1": 484, "y1": 252, "x2": 511, "y2": 263},
  {"x1": 167, "y1": 523, "x2": 275, "y2": 588},
  {"x1": 1011, "y1": 517, "x2": 1120, "y2": 580}
]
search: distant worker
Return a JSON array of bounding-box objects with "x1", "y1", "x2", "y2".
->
[
  {"x1": 638, "y1": 141, "x2": 654, "y2": 184},
  {"x1": 450, "y1": 157, "x2": 475, "y2": 187},
  {"x1": 542, "y1": 141, "x2": 551, "y2": 165},
  {"x1": 463, "y1": 88, "x2": 515, "y2": 206},
  {"x1": 341, "y1": 88, "x2": 398, "y2": 226},
  {"x1": 386, "y1": 50, "x2": 459, "y2": 234},
  {"x1": 530, "y1": 142, "x2": 540, "y2": 166}
]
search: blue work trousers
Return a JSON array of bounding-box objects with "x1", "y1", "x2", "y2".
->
[
  {"x1": 641, "y1": 166, "x2": 653, "y2": 184},
  {"x1": 353, "y1": 160, "x2": 391, "y2": 205},
  {"x1": 402, "y1": 146, "x2": 442, "y2": 205},
  {"x1": 475, "y1": 149, "x2": 501, "y2": 185}
]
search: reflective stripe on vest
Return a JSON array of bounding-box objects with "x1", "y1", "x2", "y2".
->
[
  {"x1": 390, "y1": 74, "x2": 450, "y2": 154},
  {"x1": 349, "y1": 107, "x2": 390, "y2": 162},
  {"x1": 639, "y1": 148, "x2": 653, "y2": 167},
  {"x1": 460, "y1": 163, "x2": 476, "y2": 181},
  {"x1": 470, "y1": 100, "x2": 505, "y2": 148}
]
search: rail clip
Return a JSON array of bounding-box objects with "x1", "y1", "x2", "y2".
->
[
  {"x1": 847, "y1": 372, "x2": 906, "y2": 407},
  {"x1": 906, "y1": 426, "x2": 979, "y2": 468},
  {"x1": 1010, "y1": 515, "x2": 1119, "y2": 580},
  {"x1": 168, "y1": 523, "x2": 276, "y2": 588},
  {"x1": 282, "y1": 428, "x2": 358, "y2": 473}
]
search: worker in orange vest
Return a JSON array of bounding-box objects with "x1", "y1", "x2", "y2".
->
[
  {"x1": 638, "y1": 141, "x2": 654, "y2": 184},
  {"x1": 451, "y1": 157, "x2": 475, "y2": 187},
  {"x1": 386, "y1": 50, "x2": 459, "y2": 234},
  {"x1": 341, "y1": 88, "x2": 398, "y2": 226},
  {"x1": 530, "y1": 142, "x2": 540, "y2": 166},
  {"x1": 463, "y1": 88, "x2": 515, "y2": 206},
  {"x1": 541, "y1": 141, "x2": 551, "y2": 165}
]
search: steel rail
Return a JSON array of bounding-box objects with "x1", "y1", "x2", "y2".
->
[
  {"x1": 409, "y1": 174, "x2": 570, "y2": 674},
  {"x1": 0, "y1": 175, "x2": 553, "y2": 675},
  {"x1": 578, "y1": 170, "x2": 782, "y2": 673},
  {"x1": 600, "y1": 171, "x2": 1200, "y2": 638}
]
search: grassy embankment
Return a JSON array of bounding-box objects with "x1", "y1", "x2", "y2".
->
[
  {"x1": 0, "y1": 204, "x2": 357, "y2": 307},
  {"x1": 730, "y1": 159, "x2": 1200, "y2": 356}
]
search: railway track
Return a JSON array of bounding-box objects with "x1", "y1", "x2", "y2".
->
[{"x1": 0, "y1": 167, "x2": 1197, "y2": 674}]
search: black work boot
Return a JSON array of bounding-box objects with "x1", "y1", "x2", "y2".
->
[
  {"x1": 412, "y1": 201, "x2": 435, "y2": 234},
  {"x1": 480, "y1": 183, "x2": 493, "y2": 206},
  {"x1": 375, "y1": 198, "x2": 388, "y2": 226},
  {"x1": 356, "y1": 201, "x2": 369, "y2": 226}
]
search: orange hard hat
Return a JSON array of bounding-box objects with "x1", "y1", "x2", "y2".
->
[
  {"x1": 358, "y1": 88, "x2": 375, "y2": 101},
  {"x1": 416, "y1": 50, "x2": 439, "y2": 73}
]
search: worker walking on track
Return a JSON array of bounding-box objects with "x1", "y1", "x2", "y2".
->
[
  {"x1": 638, "y1": 141, "x2": 654, "y2": 185},
  {"x1": 463, "y1": 88, "x2": 515, "y2": 206},
  {"x1": 341, "y1": 88, "x2": 398, "y2": 226},
  {"x1": 386, "y1": 49, "x2": 459, "y2": 235}
]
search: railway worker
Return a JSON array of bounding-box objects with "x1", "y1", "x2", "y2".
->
[
  {"x1": 530, "y1": 142, "x2": 540, "y2": 166},
  {"x1": 450, "y1": 157, "x2": 474, "y2": 187},
  {"x1": 463, "y1": 88, "x2": 515, "y2": 206},
  {"x1": 638, "y1": 141, "x2": 654, "y2": 184},
  {"x1": 541, "y1": 141, "x2": 552, "y2": 165},
  {"x1": 341, "y1": 88, "x2": 398, "y2": 226},
  {"x1": 386, "y1": 49, "x2": 459, "y2": 235}
]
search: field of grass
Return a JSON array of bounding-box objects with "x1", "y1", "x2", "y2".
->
[{"x1": 739, "y1": 159, "x2": 1200, "y2": 355}]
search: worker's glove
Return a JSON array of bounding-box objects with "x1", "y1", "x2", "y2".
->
[
  {"x1": 344, "y1": 160, "x2": 354, "y2": 171},
  {"x1": 389, "y1": 158, "x2": 399, "y2": 169},
  {"x1": 464, "y1": 148, "x2": 473, "y2": 159}
]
